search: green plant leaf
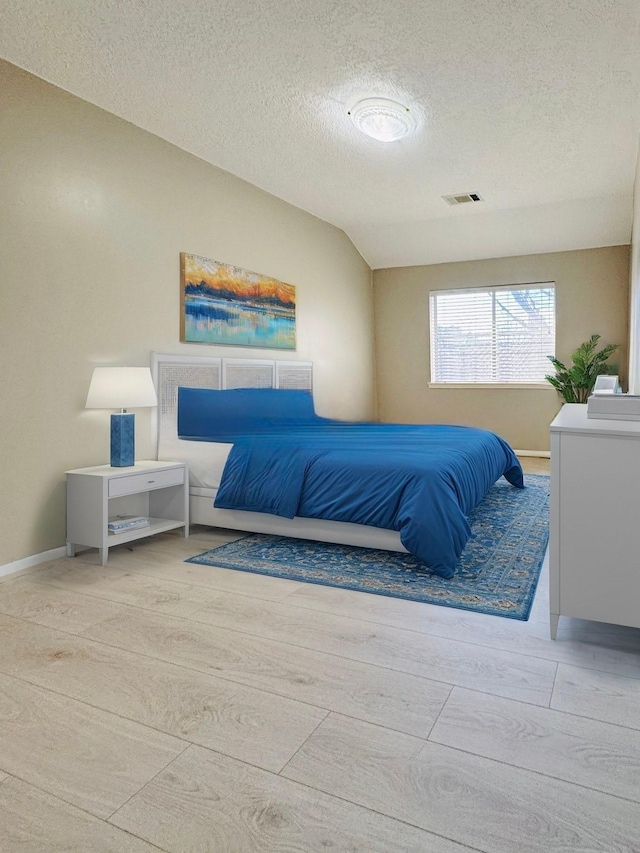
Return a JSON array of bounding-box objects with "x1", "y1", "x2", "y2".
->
[{"x1": 547, "y1": 356, "x2": 567, "y2": 372}]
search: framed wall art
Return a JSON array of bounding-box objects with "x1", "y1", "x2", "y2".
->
[{"x1": 180, "y1": 253, "x2": 296, "y2": 350}]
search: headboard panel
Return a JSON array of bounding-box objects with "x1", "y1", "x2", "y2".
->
[
  {"x1": 151, "y1": 353, "x2": 313, "y2": 453},
  {"x1": 276, "y1": 361, "x2": 313, "y2": 389},
  {"x1": 223, "y1": 358, "x2": 273, "y2": 389}
]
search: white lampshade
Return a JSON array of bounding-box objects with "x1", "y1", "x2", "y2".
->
[{"x1": 85, "y1": 367, "x2": 158, "y2": 410}]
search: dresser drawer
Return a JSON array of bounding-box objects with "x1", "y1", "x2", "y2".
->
[{"x1": 108, "y1": 467, "x2": 184, "y2": 497}]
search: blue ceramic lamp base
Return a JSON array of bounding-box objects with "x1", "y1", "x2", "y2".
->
[{"x1": 110, "y1": 412, "x2": 135, "y2": 467}]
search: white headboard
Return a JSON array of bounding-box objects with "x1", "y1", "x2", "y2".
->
[{"x1": 151, "y1": 352, "x2": 313, "y2": 454}]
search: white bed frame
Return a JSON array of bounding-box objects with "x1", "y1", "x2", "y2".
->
[{"x1": 152, "y1": 352, "x2": 406, "y2": 553}]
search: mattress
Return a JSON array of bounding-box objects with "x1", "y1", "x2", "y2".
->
[
  {"x1": 158, "y1": 436, "x2": 232, "y2": 489},
  {"x1": 190, "y1": 486, "x2": 218, "y2": 498}
]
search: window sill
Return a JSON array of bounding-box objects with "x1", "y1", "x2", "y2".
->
[{"x1": 428, "y1": 383, "x2": 555, "y2": 390}]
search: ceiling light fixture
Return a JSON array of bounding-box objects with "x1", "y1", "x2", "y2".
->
[{"x1": 348, "y1": 97, "x2": 415, "y2": 142}]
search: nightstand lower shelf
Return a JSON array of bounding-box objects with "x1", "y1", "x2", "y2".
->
[{"x1": 107, "y1": 517, "x2": 186, "y2": 545}]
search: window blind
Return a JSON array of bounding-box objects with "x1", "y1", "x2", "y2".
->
[{"x1": 429, "y1": 283, "x2": 555, "y2": 384}]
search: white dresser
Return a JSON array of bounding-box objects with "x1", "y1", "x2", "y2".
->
[{"x1": 550, "y1": 403, "x2": 640, "y2": 639}]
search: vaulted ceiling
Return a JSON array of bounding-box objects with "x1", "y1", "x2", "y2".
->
[{"x1": 1, "y1": 0, "x2": 639, "y2": 268}]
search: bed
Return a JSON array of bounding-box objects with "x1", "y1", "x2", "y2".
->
[{"x1": 153, "y1": 353, "x2": 523, "y2": 579}]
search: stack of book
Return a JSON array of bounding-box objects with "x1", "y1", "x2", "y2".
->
[{"x1": 107, "y1": 515, "x2": 151, "y2": 533}]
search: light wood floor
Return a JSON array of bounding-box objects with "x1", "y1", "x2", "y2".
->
[{"x1": 2, "y1": 459, "x2": 640, "y2": 851}]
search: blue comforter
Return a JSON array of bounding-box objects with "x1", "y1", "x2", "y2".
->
[{"x1": 213, "y1": 422, "x2": 523, "y2": 579}]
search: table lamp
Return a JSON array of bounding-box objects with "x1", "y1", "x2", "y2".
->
[{"x1": 85, "y1": 367, "x2": 158, "y2": 467}]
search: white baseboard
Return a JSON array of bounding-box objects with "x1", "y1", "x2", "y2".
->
[
  {"x1": 514, "y1": 449, "x2": 551, "y2": 458},
  {"x1": 0, "y1": 546, "x2": 67, "y2": 580}
]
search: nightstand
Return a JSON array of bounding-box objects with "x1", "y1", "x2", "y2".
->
[{"x1": 66, "y1": 461, "x2": 189, "y2": 565}]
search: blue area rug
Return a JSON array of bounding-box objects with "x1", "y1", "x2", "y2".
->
[{"x1": 187, "y1": 474, "x2": 549, "y2": 620}]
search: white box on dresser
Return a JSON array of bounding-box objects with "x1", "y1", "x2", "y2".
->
[
  {"x1": 550, "y1": 403, "x2": 640, "y2": 639},
  {"x1": 66, "y1": 460, "x2": 189, "y2": 566}
]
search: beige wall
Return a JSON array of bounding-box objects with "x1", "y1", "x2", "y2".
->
[
  {"x1": 628, "y1": 139, "x2": 640, "y2": 392},
  {"x1": 374, "y1": 246, "x2": 630, "y2": 451},
  {"x1": 0, "y1": 60, "x2": 374, "y2": 566}
]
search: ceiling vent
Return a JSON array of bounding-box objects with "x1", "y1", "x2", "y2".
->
[{"x1": 442, "y1": 192, "x2": 483, "y2": 205}]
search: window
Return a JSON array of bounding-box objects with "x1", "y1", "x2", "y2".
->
[{"x1": 429, "y1": 283, "x2": 555, "y2": 385}]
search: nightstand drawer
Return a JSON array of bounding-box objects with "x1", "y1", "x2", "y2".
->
[{"x1": 108, "y1": 467, "x2": 184, "y2": 497}]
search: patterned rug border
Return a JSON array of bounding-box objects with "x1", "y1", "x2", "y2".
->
[{"x1": 187, "y1": 474, "x2": 549, "y2": 620}]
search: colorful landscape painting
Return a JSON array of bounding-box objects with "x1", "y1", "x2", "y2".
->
[{"x1": 180, "y1": 253, "x2": 296, "y2": 349}]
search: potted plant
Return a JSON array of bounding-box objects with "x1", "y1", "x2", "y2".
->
[{"x1": 545, "y1": 334, "x2": 619, "y2": 403}]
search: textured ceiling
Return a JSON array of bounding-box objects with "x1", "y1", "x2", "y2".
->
[{"x1": 1, "y1": 0, "x2": 639, "y2": 268}]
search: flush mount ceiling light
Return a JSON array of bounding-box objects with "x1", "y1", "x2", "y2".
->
[{"x1": 348, "y1": 97, "x2": 415, "y2": 142}]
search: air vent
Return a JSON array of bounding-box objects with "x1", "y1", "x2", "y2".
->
[{"x1": 442, "y1": 192, "x2": 483, "y2": 205}]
